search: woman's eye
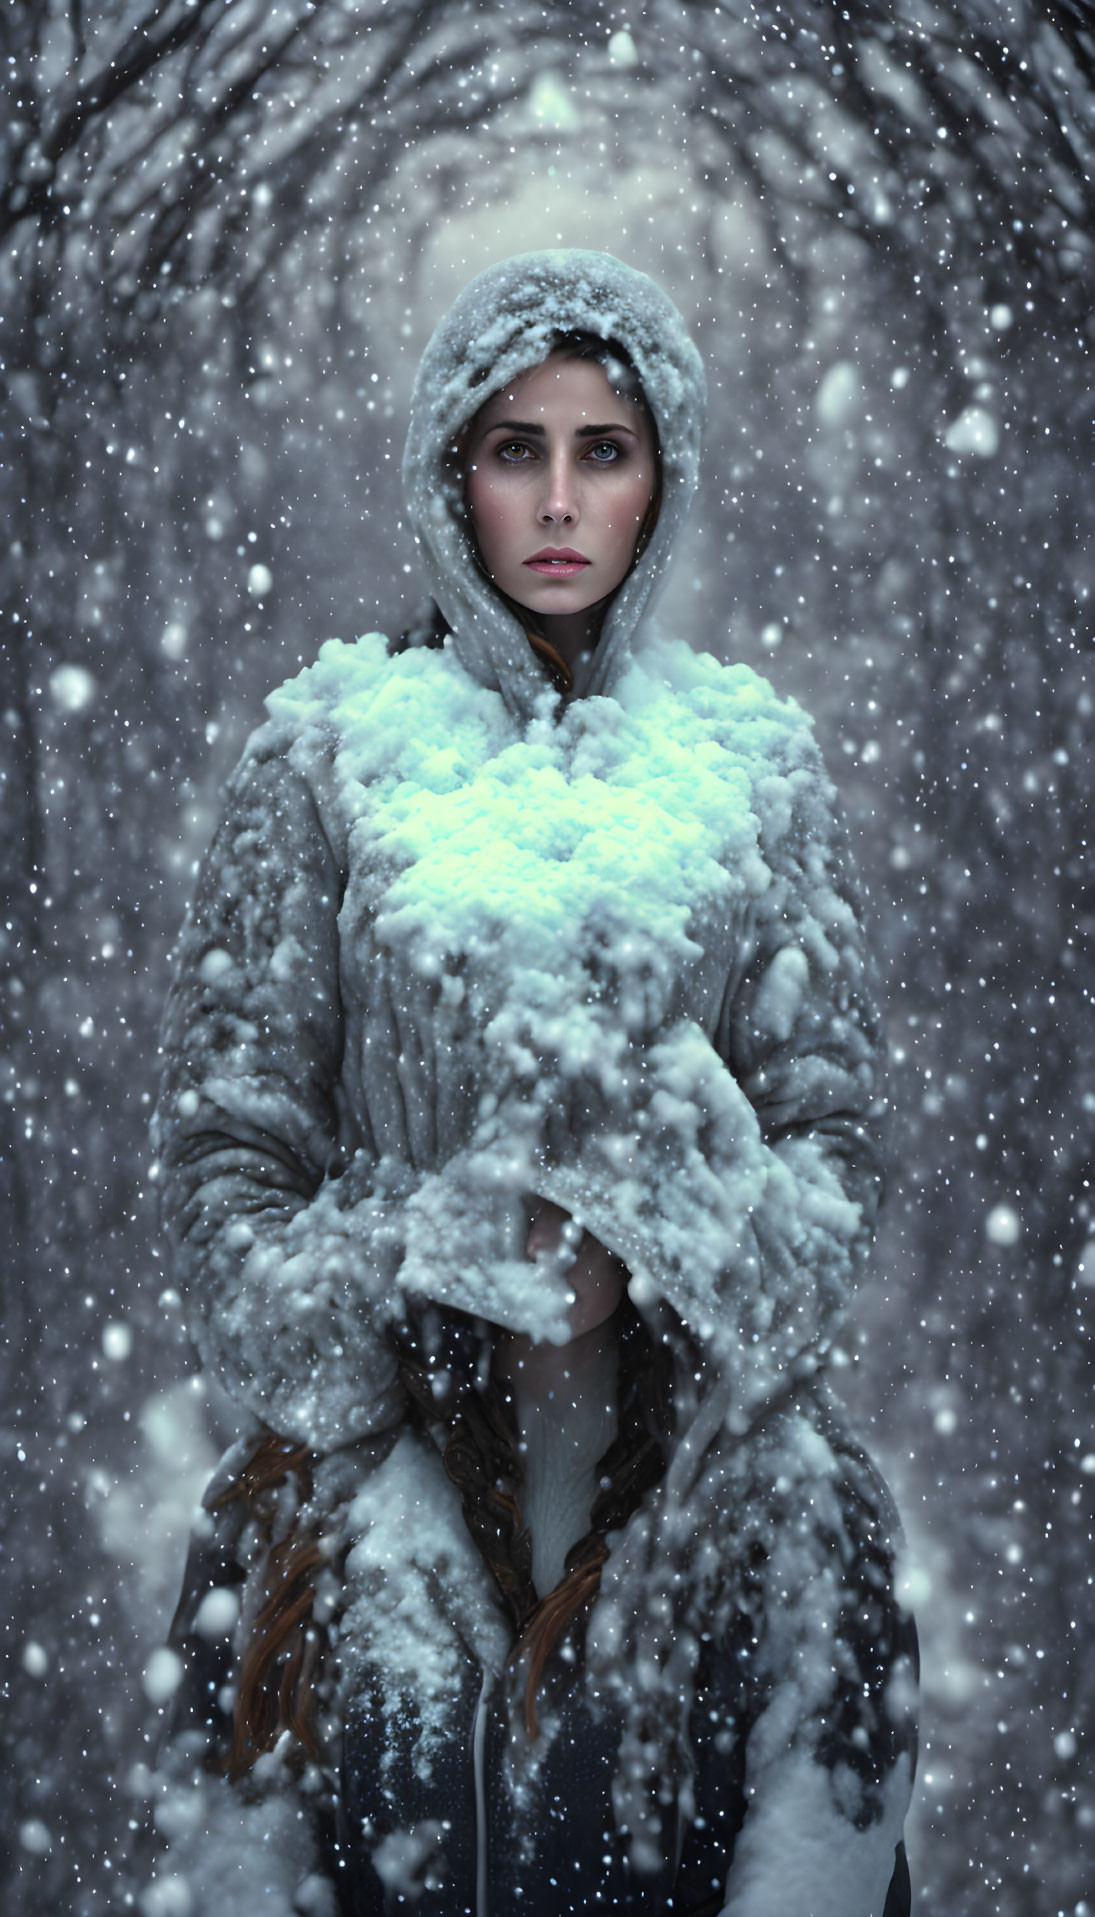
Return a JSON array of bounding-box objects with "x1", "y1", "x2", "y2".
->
[
  {"x1": 497, "y1": 440, "x2": 535, "y2": 463},
  {"x1": 585, "y1": 441, "x2": 621, "y2": 464}
]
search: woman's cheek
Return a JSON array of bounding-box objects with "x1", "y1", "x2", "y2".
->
[{"x1": 469, "y1": 482, "x2": 524, "y2": 586}]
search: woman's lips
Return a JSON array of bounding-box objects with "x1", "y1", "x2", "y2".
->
[{"x1": 524, "y1": 548, "x2": 591, "y2": 577}]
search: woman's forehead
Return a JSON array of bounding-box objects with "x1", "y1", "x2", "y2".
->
[{"x1": 470, "y1": 353, "x2": 647, "y2": 432}]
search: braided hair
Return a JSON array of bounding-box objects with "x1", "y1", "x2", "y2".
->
[
  {"x1": 209, "y1": 1302, "x2": 674, "y2": 1773},
  {"x1": 389, "y1": 1298, "x2": 672, "y2": 1735}
]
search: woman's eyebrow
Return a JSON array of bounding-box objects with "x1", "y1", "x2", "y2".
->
[{"x1": 480, "y1": 419, "x2": 638, "y2": 438}]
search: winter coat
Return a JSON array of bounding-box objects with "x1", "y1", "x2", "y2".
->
[{"x1": 149, "y1": 251, "x2": 916, "y2": 1917}]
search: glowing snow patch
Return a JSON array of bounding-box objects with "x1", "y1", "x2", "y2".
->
[
  {"x1": 102, "y1": 1321, "x2": 133, "y2": 1361},
  {"x1": 899, "y1": 1560, "x2": 932, "y2": 1608},
  {"x1": 19, "y1": 1820, "x2": 51, "y2": 1855},
  {"x1": 193, "y1": 1587, "x2": 240, "y2": 1640},
  {"x1": 22, "y1": 1640, "x2": 49, "y2": 1677},
  {"x1": 944, "y1": 406, "x2": 1000, "y2": 457},
  {"x1": 142, "y1": 1646, "x2": 184, "y2": 1705},
  {"x1": 1075, "y1": 1239, "x2": 1095, "y2": 1287},
  {"x1": 198, "y1": 948, "x2": 233, "y2": 985},
  {"x1": 139, "y1": 1876, "x2": 193, "y2": 1917},
  {"x1": 49, "y1": 664, "x2": 97, "y2": 712},
  {"x1": 247, "y1": 563, "x2": 273, "y2": 599},
  {"x1": 608, "y1": 28, "x2": 638, "y2": 63},
  {"x1": 814, "y1": 362, "x2": 862, "y2": 427},
  {"x1": 527, "y1": 71, "x2": 578, "y2": 126},
  {"x1": 985, "y1": 1202, "x2": 1021, "y2": 1246},
  {"x1": 161, "y1": 621, "x2": 188, "y2": 659}
]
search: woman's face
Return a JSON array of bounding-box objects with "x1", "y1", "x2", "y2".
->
[{"x1": 463, "y1": 353, "x2": 657, "y2": 632}]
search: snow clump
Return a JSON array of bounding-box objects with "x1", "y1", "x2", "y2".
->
[
  {"x1": 985, "y1": 1202, "x2": 1021, "y2": 1247},
  {"x1": 143, "y1": 1647, "x2": 184, "y2": 1705},
  {"x1": 49, "y1": 663, "x2": 97, "y2": 712},
  {"x1": 944, "y1": 406, "x2": 1000, "y2": 457}
]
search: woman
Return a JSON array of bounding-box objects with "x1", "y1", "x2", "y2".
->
[{"x1": 149, "y1": 251, "x2": 917, "y2": 1915}]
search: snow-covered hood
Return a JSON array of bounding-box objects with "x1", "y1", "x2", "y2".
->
[{"x1": 402, "y1": 249, "x2": 706, "y2": 722}]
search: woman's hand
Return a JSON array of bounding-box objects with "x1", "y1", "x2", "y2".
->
[{"x1": 525, "y1": 1199, "x2": 627, "y2": 1339}]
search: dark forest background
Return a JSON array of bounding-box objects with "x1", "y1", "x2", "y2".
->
[{"x1": 3, "y1": 2, "x2": 1094, "y2": 1910}]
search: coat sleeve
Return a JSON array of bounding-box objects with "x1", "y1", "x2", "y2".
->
[
  {"x1": 152, "y1": 733, "x2": 405, "y2": 1452},
  {"x1": 532, "y1": 731, "x2": 884, "y2": 1429},
  {"x1": 703, "y1": 746, "x2": 885, "y2": 1422}
]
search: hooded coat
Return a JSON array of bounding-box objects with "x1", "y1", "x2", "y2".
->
[{"x1": 150, "y1": 252, "x2": 916, "y2": 1917}]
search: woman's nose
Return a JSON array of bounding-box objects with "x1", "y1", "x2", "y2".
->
[{"x1": 537, "y1": 457, "x2": 578, "y2": 526}]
